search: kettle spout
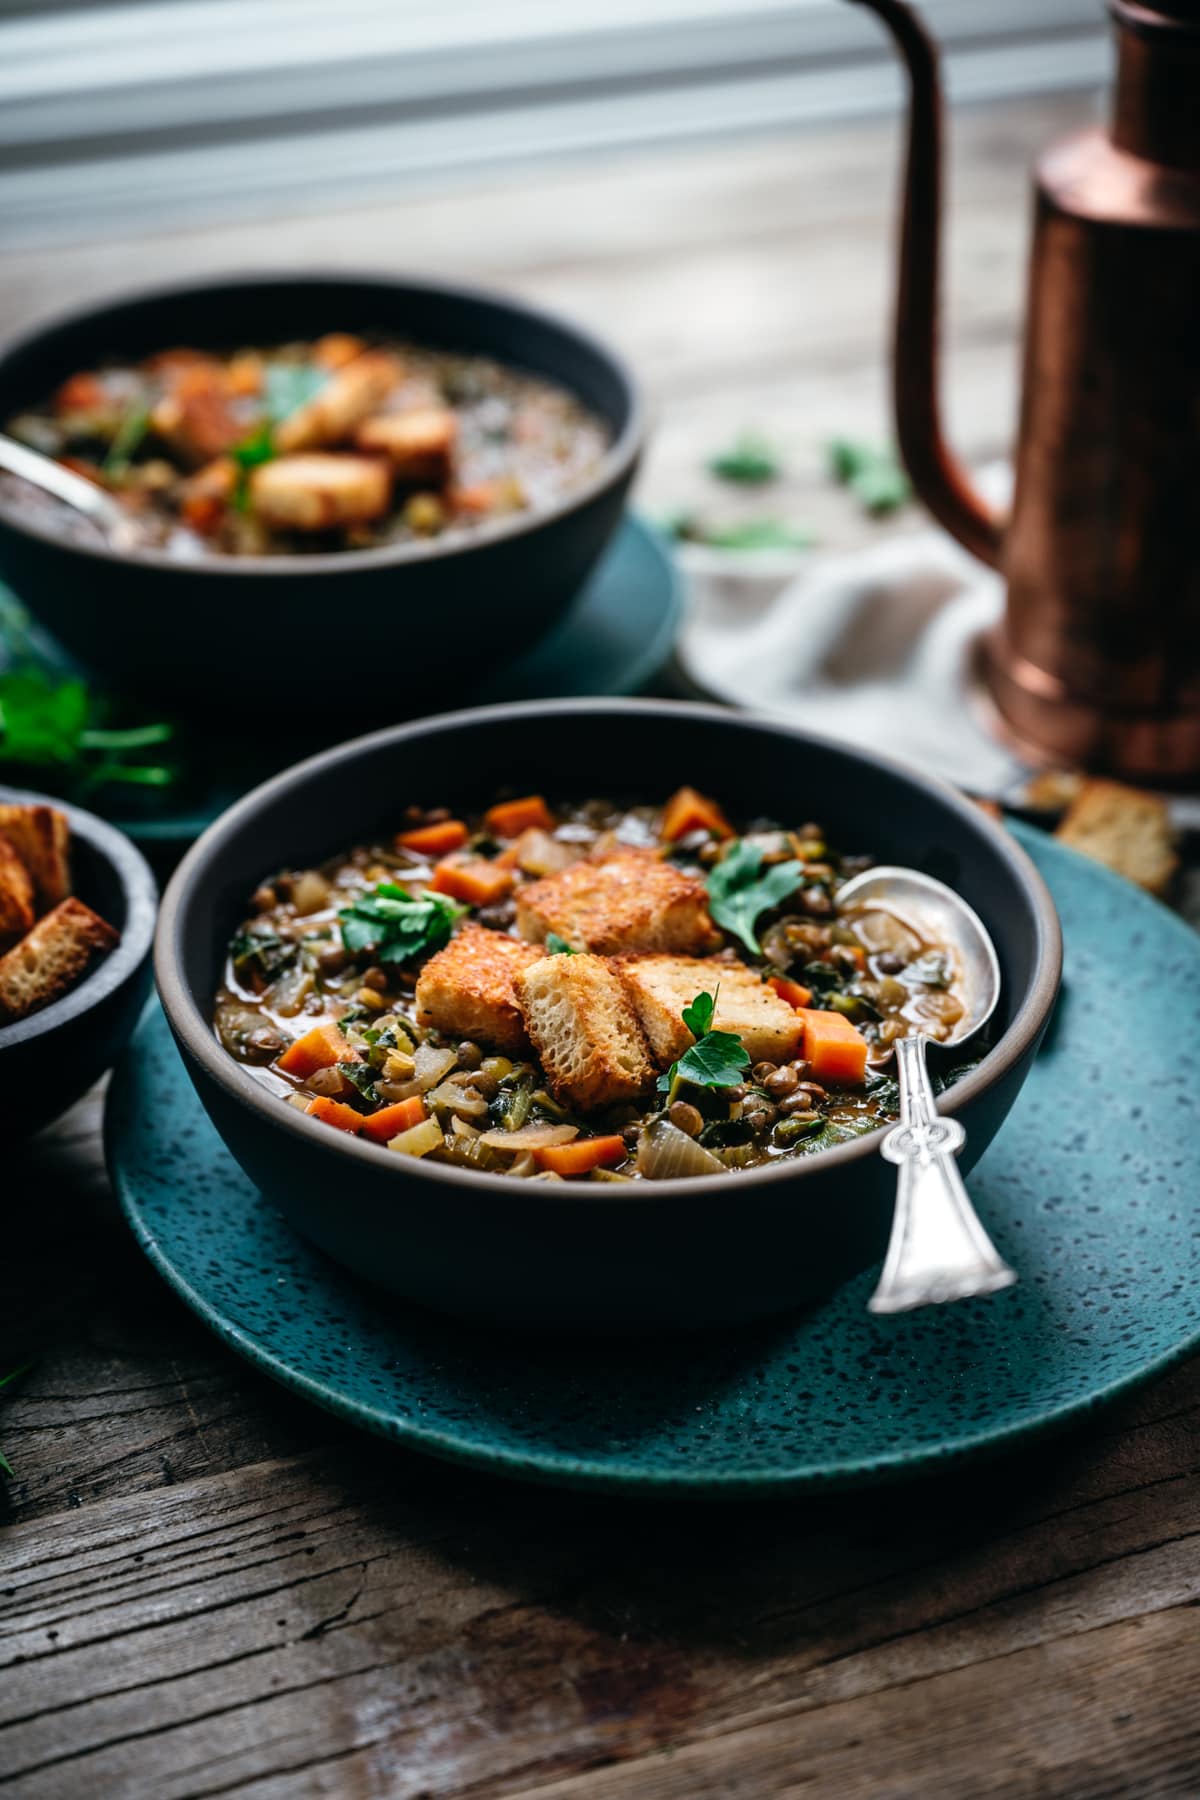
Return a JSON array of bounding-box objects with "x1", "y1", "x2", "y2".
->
[{"x1": 849, "y1": 0, "x2": 1004, "y2": 568}]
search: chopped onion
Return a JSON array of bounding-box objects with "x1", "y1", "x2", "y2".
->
[
  {"x1": 637, "y1": 1117, "x2": 724, "y2": 1179},
  {"x1": 383, "y1": 1043, "x2": 458, "y2": 1100},
  {"x1": 425, "y1": 1079, "x2": 490, "y2": 1121},
  {"x1": 478, "y1": 1123, "x2": 579, "y2": 1151},
  {"x1": 386, "y1": 1118, "x2": 445, "y2": 1159}
]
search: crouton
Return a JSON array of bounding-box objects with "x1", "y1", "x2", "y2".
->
[
  {"x1": 149, "y1": 361, "x2": 246, "y2": 466},
  {"x1": 0, "y1": 897, "x2": 119, "y2": 1023},
  {"x1": 1055, "y1": 778, "x2": 1178, "y2": 897},
  {"x1": 415, "y1": 923, "x2": 544, "y2": 1055},
  {"x1": 249, "y1": 454, "x2": 392, "y2": 531},
  {"x1": 619, "y1": 955, "x2": 807, "y2": 1069},
  {"x1": 0, "y1": 804, "x2": 70, "y2": 912},
  {"x1": 516, "y1": 852, "x2": 720, "y2": 957},
  {"x1": 179, "y1": 456, "x2": 237, "y2": 533},
  {"x1": 273, "y1": 351, "x2": 402, "y2": 454},
  {"x1": 0, "y1": 834, "x2": 35, "y2": 953},
  {"x1": 514, "y1": 953, "x2": 656, "y2": 1112},
  {"x1": 355, "y1": 408, "x2": 457, "y2": 485}
]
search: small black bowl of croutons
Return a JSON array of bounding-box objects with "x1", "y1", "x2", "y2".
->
[
  {"x1": 0, "y1": 786, "x2": 156, "y2": 1137},
  {"x1": 0, "y1": 272, "x2": 643, "y2": 708}
]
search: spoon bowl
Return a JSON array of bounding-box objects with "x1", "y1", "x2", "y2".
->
[
  {"x1": 0, "y1": 431, "x2": 143, "y2": 552},
  {"x1": 836, "y1": 862, "x2": 1016, "y2": 1315}
]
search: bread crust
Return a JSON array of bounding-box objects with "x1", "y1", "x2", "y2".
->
[
  {"x1": 619, "y1": 955, "x2": 807, "y2": 1068},
  {"x1": 415, "y1": 923, "x2": 544, "y2": 1054},
  {"x1": 516, "y1": 852, "x2": 720, "y2": 957},
  {"x1": 514, "y1": 953, "x2": 656, "y2": 1112},
  {"x1": 0, "y1": 804, "x2": 70, "y2": 913},
  {"x1": 0, "y1": 833, "x2": 35, "y2": 953},
  {"x1": 0, "y1": 897, "x2": 119, "y2": 1023},
  {"x1": 1054, "y1": 778, "x2": 1179, "y2": 896}
]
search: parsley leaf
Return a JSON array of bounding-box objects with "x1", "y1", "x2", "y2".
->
[
  {"x1": 339, "y1": 882, "x2": 465, "y2": 966},
  {"x1": 0, "y1": 645, "x2": 176, "y2": 796},
  {"x1": 545, "y1": 932, "x2": 576, "y2": 955},
  {"x1": 337, "y1": 1061, "x2": 379, "y2": 1105},
  {"x1": 657, "y1": 987, "x2": 751, "y2": 1095},
  {"x1": 709, "y1": 432, "x2": 782, "y2": 486},
  {"x1": 102, "y1": 402, "x2": 151, "y2": 476},
  {"x1": 230, "y1": 422, "x2": 278, "y2": 510},
  {"x1": 265, "y1": 363, "x2": 327, "y2": 423},
  {"x1": 827, "y1": 438, "x2": 911, "y2": 516},
  {"x1": 706, "y1": 840, "x2": 805, "y2": 956},
  {"x1": 231, "y1": 926, "x2": 297, "y2": 982}
]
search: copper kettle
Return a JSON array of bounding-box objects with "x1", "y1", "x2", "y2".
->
[{"x1": 854, "y1": 0, "x2": 1200, "y2": 783}]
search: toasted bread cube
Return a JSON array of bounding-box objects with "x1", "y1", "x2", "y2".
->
[
  {"x1": 0, "y1": 804, "x2": 70, "y2": 913},
  {"x1": 0, "y1": 897, "x2": 118, "y2": 1023},
  {"x1": 355, "y1": 408, "x2": 457, "y2": 485},
  {"x1": 1055, "y1": 778, "x2": 1178, "y2": 896},
  {"x1": 516, "y1": 852, "x2": 720, "y2": 957},
  {"x1": 619, "y1": 956, "x2": 807, "y2": 1069},
  {"x1": 514, "y1": 953, "x2": 656, "y2": 1112},
  {"x1": 150, "y1": 361, "x2": 246, "y2": 466},
  {"x1": 249, "y1": 454, "x2": 392, "y2": 531},
  {"x1": 0, "y1": 833, "x2": 35, "y2": 953},
  {"x1": 273, "y1": 351, "x2": 402, "y2": 453},
  {"x1": 415, "y1": 922, "x2": 544, "y2": 1055}
]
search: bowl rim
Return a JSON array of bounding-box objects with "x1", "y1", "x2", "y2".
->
[
  {"x1": 0, "y1": 782, "x2": 158, "y2": 1048},
  {"x1": 156, "y1": 697, "x2": 1064, "y2": 1202},
  {"x1": 0, "y1": 268, "x2": 645, "y2": 578}
]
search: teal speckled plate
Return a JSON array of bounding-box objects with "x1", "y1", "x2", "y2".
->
[{"x1": 106, "y1": 825, "x2": 1200, "y2": 1495}]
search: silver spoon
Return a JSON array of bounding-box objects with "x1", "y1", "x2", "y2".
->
[
  {"x1": 835, "y1": 864, "x2": 1016, "y2": 1315},
  {"x1": 0, "y1": 431, "x2": 144, "y2": 552}
]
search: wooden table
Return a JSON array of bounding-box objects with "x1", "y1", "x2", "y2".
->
[{"x1": 4, "y1": 94, "x2": 1200, "y2": 1798}]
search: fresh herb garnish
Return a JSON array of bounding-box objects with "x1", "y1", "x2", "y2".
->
[
  {"x1": 230, "y1": 422, "x2": 278, "y2": 510},
  {"x1": 902, "y1": 950, "x2": 953, "y2": 990},
  {"x1": 657, "y1": 989, "x2": 751, "y2": 1096},
  {"x1": 337, "y1": 1061, "x2": 379, "y2": 1105},
  {"x1": 545, "y1": 932, "x2": 576, "y2": 955},
  {"x1": 231, "y1": 927, "x2": 297, "y2": 982},
  {"x1": 828, "y1": 438, "x2": 911, "y2": 516},
  {"x1": 706, "y1": 840, "x2": 805, "y2": 956},
  {"x1": 662, "y1": 512, "x2": 814, "y2": 552},
  {"x1": 102, "y1": 402, "x2": 150, "y2": 476},
  {"x1": 264, "y1": 363, "x2": 327, "y2": 423},
  {"x1": 708, "y1": 432, "x2": 782, "y2": 486},
  {"x1": 0, "y1": 608, "x2": 176, "y2": 797},
  {"x1": 338, "y1": 882, "x2": 465, "y2": 966}
]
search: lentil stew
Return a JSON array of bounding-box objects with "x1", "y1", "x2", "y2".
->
[{"x1": 213, "y1": 790, "x2": 978, "y2": 1182}]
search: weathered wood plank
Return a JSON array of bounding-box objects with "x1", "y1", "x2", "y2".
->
[{"x1": 1, "y1": 1361, "x2": 1196, "y2": 1797}]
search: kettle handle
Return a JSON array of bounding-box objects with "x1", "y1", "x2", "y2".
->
[{"x1": 849, "y1": 0, "x2": 1004, "y2": 568}]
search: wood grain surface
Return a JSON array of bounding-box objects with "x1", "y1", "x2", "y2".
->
[{"x1": 3, "y1": 93, "x2": 1199, "y2": 1799}]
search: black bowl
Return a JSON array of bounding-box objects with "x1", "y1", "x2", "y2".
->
[
  {"x1": 155, "y1": 700, "x2": 1062, "y2": 1330},
  {"x1": 0, "y1": 274, "x2": 643, "y2": 707},
  {"x1": 0, "y1": 785, "x2": 156, "y2": 1137}
]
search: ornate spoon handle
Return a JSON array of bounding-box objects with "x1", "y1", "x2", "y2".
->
[{"x1": 868, "y1": 1033, "x2": 1016, "y2": 1314}]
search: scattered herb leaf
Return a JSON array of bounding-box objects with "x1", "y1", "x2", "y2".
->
[
  {"x1": 827, "y1": 438, "x2": 911, "y2": 516},
  {"x1": 337, "y1": 1061, "x2": 379, "y2": 1105},
  {"x1": 545, "y1": 932, "x2": 576, "y2": 955},
  {"x1": 230, "y1": 421, "x2": 278, "y2": 510},
  {"x1": 708, "y1": 432, "x2": 782, "y2": 486},
  {"x1": 661, "y1": 512, "x2": 815, "y2": 552},
  {"x1": 338, "y1": 882, "x2": 465, "y2": 966},
  {"x1": 230, "y1": 927, "x2": 297, "y2": 983},
  {"x1": 0, "y1": 628, "x2": 176, "y2": 797},
  {"x1": 658, "y1": 987, "x2": 751, "y2": 1095},
  {"x1": 102, "y1": 403, "x2": 150, "y2": 476},
  {"x1": 706, "y1": 840, "x2": 806, "y2": 956}
]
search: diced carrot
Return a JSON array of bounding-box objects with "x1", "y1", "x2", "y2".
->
[
  {"x1": 484, "y1": 795, "x2": 555, "y2": 838},
  {"x1": 55, "y1": 373, "x2": 108, "y2": 415},
  {"x1": 430, "y1": 859, "x2": 514, "y2": 906},
  {"x1": 661, "y1": 786, "x2": 733, "y2": 842},
  {"x1": 450, "y1": 482, "x2": 501, "y2": 517},
  {"x1": 800, "y1": 1009, "x2": 868, "y2": 1086},
  {"x1": 769, "y1": 976, "x2": 813, "y2": 1010},
  {"x1": 277, "y1": 1021, "x2": 356, "y2": 1079},
  {"x1": 396, "y1": 819, "x2": 469, "y2": 856},
  {"x1": 304, "y1": 1096, "x2": 364, "y2": 1134},
  {"x1": 313, "y1": 333, "x2": 367, "y2": 370},
  {"x1": 532, "y1": 1134, "x2": 628, "y2": 1176},
  {"x1": 359, "y1": 1097, "x2": 426, "y2": 1143}
]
